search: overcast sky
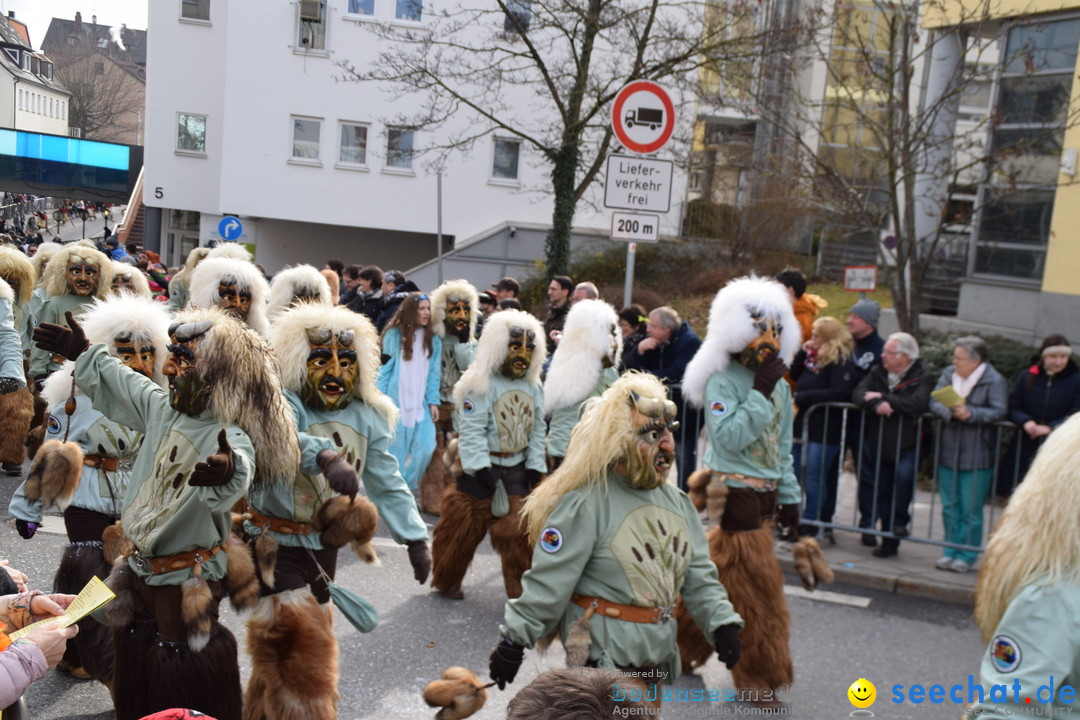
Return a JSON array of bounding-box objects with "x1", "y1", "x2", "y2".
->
[{"x1": 1, "y1": 0, "x2": 147, "y2": 48}]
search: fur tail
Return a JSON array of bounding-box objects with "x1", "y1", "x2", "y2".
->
[
  {"x1": 24, "y1": 439, "x2": 84, "y2": 509},
  {"x1": 313, "y1": 495, "x2": 379, "y2": 549},
  {"x1": 0, "y1": 386, "x2": 33, "y2": 465},
  {"x1": 224, "y1": 534, "x2": 260, "y2": 611},
  {"x1": 182, "y1": 567, "x2": 214, "y2": 652}
]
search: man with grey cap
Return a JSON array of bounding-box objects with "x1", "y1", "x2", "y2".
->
[{"x1": 845, "y1": 298, "x2": 886, "y2": 546}]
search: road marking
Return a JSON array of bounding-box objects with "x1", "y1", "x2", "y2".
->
[{"x1": 784, "y1": 584, "x2": 872, "y2": 608}]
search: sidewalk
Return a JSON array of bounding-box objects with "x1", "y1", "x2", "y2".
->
[{"x1": 771, "y1": 467, "x2": 992, "y2": 607}]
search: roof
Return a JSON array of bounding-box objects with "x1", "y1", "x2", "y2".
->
[
  {"x1": 0, "y1": 14, "x2": 67, "y2": 94},
  {"x1": 42, "y1": 16, "x2": 146, "y2": 67},
  {"x1": 0, "y1": 15, "x2": 30, "y2": 50}
]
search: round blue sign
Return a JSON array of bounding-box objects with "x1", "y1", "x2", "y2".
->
[{"x1": 218, "y1": 216, "x2": 244, "y2": 241}]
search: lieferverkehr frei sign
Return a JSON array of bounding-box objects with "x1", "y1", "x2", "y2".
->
[{"x1": 603, "y1": 155, "x2": 673, "y2": 213}]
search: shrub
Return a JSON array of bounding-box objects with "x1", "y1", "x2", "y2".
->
[{"x1": 918, "y1": 330, "x2": 1036, "y2": 383}]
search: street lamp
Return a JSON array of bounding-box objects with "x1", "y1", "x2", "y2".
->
[{"x1": 102, "y1": 208, "x2": 111, "y2": 238}]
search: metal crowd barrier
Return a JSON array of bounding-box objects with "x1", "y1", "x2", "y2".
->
[{"x1": 794, "y1": 401, "x2": 1019, "y2": 555}]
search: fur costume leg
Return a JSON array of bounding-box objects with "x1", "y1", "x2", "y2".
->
[
  {"x1": 708, "y1": 526, "x2": 792, "y2": 693},
  {"x1": 0, "y1": 386, "x2": 32, "y2": 464},
  {"x1": 488, "y1": 494, "x2": 532, "y2": 599},
  {"x1": 431, "y1": 487, "x2": 492, "y2": 598},
  {"x1": 112, "y1": 620, "x2": 242, "y2": 720},
  {"x1": 419, "y1": 412, "x2": 456, "y2": 515},
  {"x1": 54, "y1": 540, "x2": 114, "y2": 683},
  {"x1": 244, "y1": 588, "x2": 339, "y2": 720}
]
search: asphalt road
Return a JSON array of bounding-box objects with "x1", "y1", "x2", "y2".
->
[{"x1": 1, "y1": 468, "x2": 986, "y2": 720}]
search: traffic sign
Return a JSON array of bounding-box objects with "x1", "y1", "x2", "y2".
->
[
  {"x1": 603, "y1": 155, "x2": 672, "y2": 213},
  {"x1": 611, "y1": 81, "x2": 675, "y2": 155},
  {"x1": 218, "y1": 216, "x2": 244, "y2": 241},
  {"x1": 611, "y1": 212, "x2": 660, "y2": 243},
  {"x1": 844, "y1": 265, "x2": 877, "y2": 292}
]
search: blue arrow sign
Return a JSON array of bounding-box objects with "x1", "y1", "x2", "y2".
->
[{"x1": 218, "y1": 216, "x2": 243, "y2": 241}]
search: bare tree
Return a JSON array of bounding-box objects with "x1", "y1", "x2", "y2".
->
[
  {"x1": 54, "y1": 51, "x2": 144, "y2": 143},
  {"x1": 337, "y1": 0, "x2": 764, "y2": 276}
]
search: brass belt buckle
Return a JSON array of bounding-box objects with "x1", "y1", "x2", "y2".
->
[
  {"x1": 131, "y1": 553, "x2": 151, "y2": 573},
  {"x1": 657, "y1": 604, "x2": 674, "y2": 623}
]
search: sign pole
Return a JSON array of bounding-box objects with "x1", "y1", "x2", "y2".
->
[{"x1": 623, "y1": 242, "x2": 636, "y2": 308}]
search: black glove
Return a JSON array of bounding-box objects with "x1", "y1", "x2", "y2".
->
[
  {"x1": 33, "y1": 311, "x2": 89, "y2": 362},
  {"x1": 489, "y1": 637, "x2": 525, "y2": 690},
  {"x1": 188, "y1": 429, "x2": 236, "y2": 487},
  {"x1": 317, "y1": 450, "x2": 359, "y2": 500},
  {"x1": 456, "y1": 323, "x2": 471, "y2": 343},
  {"x1": 751, "y1": 355, "x2": 788, "y2": 397},
  {"x1": 406, "y1": 539, "x2": 431, "y2": 584},
  {"x1": 0, "y1": 377, "x2": 20, "y2": 395},
  {"x1": 524, "y1": 469, "x2": 542, "y2": 488},
  {"x1": 713, "y1": 623, "x2": 742, "y2": 669},
  {"x1": 15, "y1": 519, "x2": 37, "y2": 540},
  {"x1": 777, "y1": 504, "x2": 800, "y2": 534}
]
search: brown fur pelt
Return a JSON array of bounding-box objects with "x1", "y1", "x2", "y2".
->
[
  {"x1": 55, "y1": 539, "x2": 115, "y2": 684},
  {"x1": 113, "y1": 619, "x2": 242, "y2": 720},
  {"x1": 102, "y1": 522, "x2": 133, "y2": 565},
  {"x1": 254, "y1": 531, "x2": 279, "y2": 588},
  {"x1": 488, "y1": 494, "x2": 532, "y2": 599},
  {"x1": 0, "y1": 386, "x2": 32, "y2": 464},
  {"x1": 686, "y1": 469, "x2": 728, "y2": 523},
  {"x1": 423, "y1": 666, "x2": 489, "y2": 720},
  {"x1": 678, "y1": 526, "x2": 793, "y2": 691},
  {"x1": 24, "y1": 439, "x2": 84, "y2": 510},
  {"x1": 104, "y1": 560, "x2": 135, "y2": 629},
  {"x1": 25, "y1": 390, "x2": 49, "y2": 460},
  {"x1": 350, "y1": 540, "x2": 381, "y2": 565},
  {"x1": 243, "y1": 589, "x2": 339, "y2": 720},
  {"x1": 420, "y1": 424, "x2": 456, "y2": 515},
  {"x1": 312, "y1": 495, "x2": 379, "y2": 549},
  {"x1": 182, "y1": 567, "x2": 214, "y2": 652},
  {"x1": 792, "y1": 537, "x2": 834, "y2": 591},
  {"x1": 224, "y1": 533, "x2": 260, "y2": 611},
  {"x1": 430, "y1": 488, "x2": 494, "y2": 598}
]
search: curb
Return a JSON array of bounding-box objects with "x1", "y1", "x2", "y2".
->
[{"x1": 776, "y1": 553, "x2": 976, "y2": 607}]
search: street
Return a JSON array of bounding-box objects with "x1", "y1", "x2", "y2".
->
[{"x1": 2, "y1": 468, "x2": 985, "y2": 720}]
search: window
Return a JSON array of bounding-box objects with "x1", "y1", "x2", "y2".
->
[
  {"x1": 339, "y1": 123, "x2": 368, "y2": 164},
  {"x1": 17, "y1": 89, "x2": 22, "y2": 110},
  {"x1": 386, "y1": 127, "x2": 415, "y2": 168},
  {"x1": 348, "y1": 0, "x2": 374, "y2": 14},
  {"x1": 292, "y1": 116, "x2": 322, "y2": 160},
  {"x1": 396, "y1": 0, "x2": 422, "y2": 21},
  {"x1": 973, "y1": 17, "x2": 1080, "y2": 280},
  {"x1": 298, "y1": 0, "x2": 327, "y2": 51},
  {"x1": 492, "y1": 137, "x2": 520, "y2": 179},
  {"x1": 94, "y1": 61, "x2": 105, "y2": 75},
  {"x1": 181, "y1": 0, "x2": 211, "y2": 21},
  {"x1": 20, "y1": 53, "x2": 29, "y2": 71},
  {"x1": 177, "y1": 113, "x2": 207, "y2": 153},
  {"x1": 48, "y1": 98, "x2": 53, "y2": 117},
  {"x1": 503, "y1": 0, "x2": 531, "y2": 32}
]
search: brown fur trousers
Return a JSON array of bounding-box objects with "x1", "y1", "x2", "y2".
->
[
  {"x1": 430, "y1": 487, "x2": 531, "y2": 599},
  {"x1": 677, "y1": 525, "x2": 793, "y2": 692},
  {"x1": 244, "y1": 588, "x2": 339, "y2": 720}
]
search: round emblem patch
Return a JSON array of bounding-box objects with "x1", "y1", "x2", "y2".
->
[
  {"x1": 539, "y1": 526, "x2": 563, "y2": 553},
  {"x1": 46, "y1": 415, "x2": 62, "y2": 435},
  {"x1": 462, "y1": 399, "x2": 474, "y2": 415},
  {"x1": 710, "y1": 400, "x2": 727, "y2": 417},
  {"x1": 991, "y1": 635, "x2": 1021, "y2": 673}
]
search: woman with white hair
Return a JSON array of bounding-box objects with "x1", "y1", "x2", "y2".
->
[{"x1": 928, "y1": 336, "x2": 1008, "y2": 573}]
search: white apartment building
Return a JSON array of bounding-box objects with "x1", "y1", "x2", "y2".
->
[
  {"x1": 144, "y1": 0, "x2": 689, "y2": 283},
  {"x1": 0, "y1": 13, "x2": 71, "y2": 137}
]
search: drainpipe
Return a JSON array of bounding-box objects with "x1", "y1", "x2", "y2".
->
[{"x1": 11, "y1": 76, "x2": 19, "y2": 129}]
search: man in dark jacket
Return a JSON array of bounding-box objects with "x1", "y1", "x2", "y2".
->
[
  {"x1": 623, "y1": 306, "x2": 702, "y2": 489},
  {"x1": 375, "y1": 269, "x2": 418, "y2": 333},
  {"x1": 346, "y1": 265, "x2": 385, "y2": 326},
  {"x1": 852, "y1": 332, "x2": 934, "y2": 558}
]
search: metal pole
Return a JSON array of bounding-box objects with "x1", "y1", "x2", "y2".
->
[
  {"x1": 623, "y1": 242, "x2": 636, "y2": 307},
  {"x1": 436, "y1": 170, "x2": 444, "y2": 285}
]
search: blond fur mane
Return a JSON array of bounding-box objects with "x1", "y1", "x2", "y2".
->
[
  {"x1": 524, "y1": 372, "x2": 667, "y2": 542},
  {"x1": 975, "y1": 413, "x2": 1080, "y2": 642},
  {"x1": 266, "y1": 303, "x2": 399, "y2": 427},
  {"x1": 453, "y1": 310, "x2": 545, "y2": 406},
  {"x1": 683, "y1": 275, "x2": 801, "y2": 407},
  {"x1": 543, "y1": 299, "x2": 619, "y2": 414},
  {"x1": 111, "y1": 261, "x2": 151, "y2": 298},
  {"x1": 0, "y1": 247, "x2": 35, "y2": 305},
  {"x1": 430, "y1": 280, "x2": 479, "y2": 340},
  {"x1": 41, "y1": 245, "x2": 113, "y2": 299}
]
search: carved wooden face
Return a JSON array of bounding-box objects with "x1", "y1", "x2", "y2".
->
[
  {"x1": 216, "y1": 280, "x2": 251, "y2": 320},
  {"x1": 500, "y1": 326, "x2": 536, "y2": 379},
  {"x1": 112, "y1": 332, "x2": 156, "y2": 379},
  {"x1": 111, "y1": 268, "x2": 139, "y2": 295},
  {"x1": 300, "y1": 326, "x2": 358, "y2": 412},
  {"x1": 623, "y1": 391, "x2": 678, "y2": 489},
  {"x1": 162, "y1": 321, "x2": 212, "y2": 415},
  {"x1": 67, "y1": 261, "x2": 99, "y2": 296},
  {"x1": 738, "y1": 312, "x2": 783, "y2": 369},
  {"x1": 444, "y1": 297, "x2": 470, "y2": 335}
]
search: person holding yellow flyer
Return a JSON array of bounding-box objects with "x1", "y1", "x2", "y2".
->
[{"x1": 0, "y1": 591, "x2": 78, "y2": 708}]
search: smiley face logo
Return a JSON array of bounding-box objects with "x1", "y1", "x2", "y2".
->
[{"x1": 848, "y1": 678, "x2": 876, "y2": 709}]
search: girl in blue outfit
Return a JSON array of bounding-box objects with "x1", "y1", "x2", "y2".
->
[{"x1": 378, "y1": 292, "x2": 442, "y2": 492}]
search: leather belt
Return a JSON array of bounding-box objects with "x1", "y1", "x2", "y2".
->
[
  {"x1": 246, "y1": 508, "x2": 315, "y2": 536},
  {"x1": 713, "y1": 471, "x2": 776, "y2": 492},
  {"x1": 571, "y1": 594, "x2": 683, "y2": 624},
  {"x1": 83, "y1": 454, "x2": 119, "y2": 472},
  {"x1": 490, "y1": 451, "x2": 519, "y2": 459},
  {"x1": 132, "y1": 544, "x2": 222, "y2": 575}
]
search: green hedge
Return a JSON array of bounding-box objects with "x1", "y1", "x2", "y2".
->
[{"x1": 918, "y1": 330, "x2": 1038, "y2": 385}]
